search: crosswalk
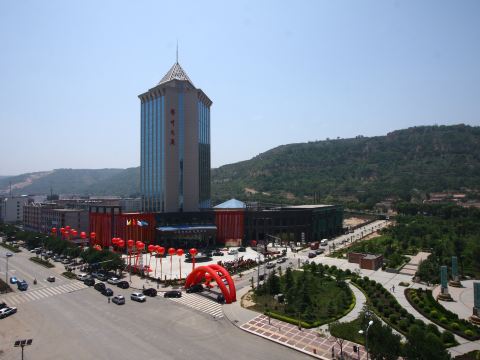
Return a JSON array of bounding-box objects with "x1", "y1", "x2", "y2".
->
[
  {"x1": 168, "y1": 293, "x2": 224, "y2": 318},
  {"x1": 2, "y1": 281, "x2": 88, "y2": 306}
]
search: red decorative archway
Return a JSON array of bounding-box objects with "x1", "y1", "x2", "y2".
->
[{"x1": 185, "y1": 264, "x2": 236, "y2": 304}]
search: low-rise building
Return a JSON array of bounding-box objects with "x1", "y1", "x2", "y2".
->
[
  {"x1": 0, "y1": 196, "x2": 30, "y2": 223},
  {"x1": 348, "y1": 252, "x2": 383, "y2": 270}
]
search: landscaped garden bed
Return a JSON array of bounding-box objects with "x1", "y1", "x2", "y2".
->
[
  {"x1": 29, "y1": 256, "x2": 55, "y2": 268},
  {"x1": 247, "y1": 263, "x2": 355, "y2": 328},
  {"x1": 351, "y1": 276, "x2": 457, "y2": 348},
  {"x1": 0, "y1": 242, "x2": 21, "y2": 253},
  {"x1": 62, "y1": 271, "x2": 77, "y2": 279},
  {"x1": 405, "y1": 288, "x2": 480, "y2": 340}
]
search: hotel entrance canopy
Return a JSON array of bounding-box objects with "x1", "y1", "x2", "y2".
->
[{"x1": 156, "y1": 225, "x2": 217, "y2": 234}]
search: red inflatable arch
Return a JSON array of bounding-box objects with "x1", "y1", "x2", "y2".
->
[{"x1": 185, "y1": 264, "x2": 236, "y2": 303}]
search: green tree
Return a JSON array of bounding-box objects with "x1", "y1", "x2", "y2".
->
[
  {"x1": 404, "y1": 325, "x2": 451, "y2": 360},
  {"x1": 367, "y1": 320, "x2": 402, "y2": 360}
]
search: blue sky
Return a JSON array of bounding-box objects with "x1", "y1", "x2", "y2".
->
[{"x1": 1, "y1": 0, "x2": 479, "y2": 175}]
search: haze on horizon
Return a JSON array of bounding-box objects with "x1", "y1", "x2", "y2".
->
[{"x1": 1, "y1": 0, "x2": 479, "y2": 176}]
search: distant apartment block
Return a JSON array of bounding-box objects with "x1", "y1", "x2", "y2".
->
[{"x1": 0, "y1": 196, "x2": 30, "y2": 223}]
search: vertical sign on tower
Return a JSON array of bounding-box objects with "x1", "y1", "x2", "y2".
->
[{"x1": 170, "y1": 108, "x2": 175, "y2": 146}]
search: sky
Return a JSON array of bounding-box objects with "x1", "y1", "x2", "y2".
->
[{"x1": 0, "y1": 0, "x2": 479, "y2": 175}]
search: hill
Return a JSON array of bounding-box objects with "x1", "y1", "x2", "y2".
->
[
  {"x1": 211, "y1": 124, "x2": 480, "y2": 206},
  {"x1": 2, "y1": 124, "x2": 479, "y2": 206}
]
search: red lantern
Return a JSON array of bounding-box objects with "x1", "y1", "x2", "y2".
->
[
  {"x1": 137, "y1": 241, "x2": 145, "y2": 250},
  {"x1": 90, "y1": 232, "x2": 96, "y2": 239},
  {"x1": 60, "y1": 227, "x2": 65, "y2": 234},
  {"x1": 80, "y1": 231, "x2": 86, "y2": 239},
  {"x1": 51, "y1": 227, "x2": 57, "y2": 234},
  {"x1": 176, "y1": 248, "x2": 184, "y2": 256},
  {"x1": 157, "y1": 246, "x2": 165, "y2": 255},
  {"x1": 65, "y1": 225, "x2": 71, "y2": 231},
  {"x1": 189, "y1": 248, "x2": 198, "y2": 256},
  {"x1": 148, "y1": 244, "x2": 155, "y2": 253},
  {"x1": 112, "y1": 237, "x2": 118, "y2": 245},
  {"x1": 117, "y1": 239, "x2": 125, "y2": 248},
  {"x1": 127, "y1": 239, "x2": 134, "y2": 248},
  {"x1": 71, "y1": 230, "x2": 78, "y2": 237},
  {"x1": 168, "y1": 247, "x2": 176, "y2": 256}
]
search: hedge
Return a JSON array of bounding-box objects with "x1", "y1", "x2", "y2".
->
[
  {"x1": 62, "y1": 271, "x2": 77, "y2": 279},
  {"x1": 0, "y1": 242, "x2": 21, "y2": 253},
  {"x1": 29, "y1": 256, "x2": 55, "y2": 268},
  {"x1": 405, "y1": 288, "x2": 480, "y2": 341}
]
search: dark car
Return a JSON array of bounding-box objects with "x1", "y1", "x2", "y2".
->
[
  {"x1": 217, "y1": 294, "x2": 225, "y2": 304},
  {"x1": 315, "y1": 249, "x2": 325, "y2": 255},
  {"x1": 0, "y1": 302, "x2": 7, "y2": 310},
  {"x1": 238, "y1": 247, "x2": 246, "y2": 252},
  {"x1": 47, "y1": 276, "x2": 55, "y2": 282},
  {"x1": 84, "y1": 278, "x2": 95, "y2": 286},
  {"x1": 212, "y1": 251, "x2": 223, "y2": 256},
  {"x1": 143, "y1": 288, "x2": 157, "y2": 297},
  {"x1": 186, "y1": 284, "x2": 203, "y2": 293},
  {"x1": 94, "y1": 282, "x2": 106, "y2": 292},
  {"x1": 101, "y1": 288, "x2": 113, "y2": 297},
  {"x1": 163, "y1": 290, "x2": 182, "y2": 298},
  {"x1": 308, "y1": 252, "x2": 317, "y2": 259},
  {"x1": 117, "y1": 281, "x2": 129, "y2": 289}
]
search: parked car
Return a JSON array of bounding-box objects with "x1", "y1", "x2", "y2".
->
[
  {"x1": 212, "y1": 251, "x2": 223, "y2": 256},
  {"x1": 112, "y1": 295, "x2": 125, "y2": 305},
  {"x1": 315, "y1": 249, "x2": 325, "y2": 255},
  {"x1": 47, "y1": 276, "x2": 55, "y2": 282},
  {"x1": 84, "y1": 278, "x2": 95, "y2": 286},
  {"x1": 228, "y1": 249, "x2": 238, "y2": 255},
  {"x1": 276, "y1": 258, "x2": 287, "y2": 264},
  {"x1": 131, "y1": 292, "x2": 146, "y2": 302},
  {"x1": 163, "y1": 290, "x2": 182, "y2": 298},
  {"x1": 107, "y1": 277, "x2": 120, "y2": 285},
  {"x1": 77, "y1": 273, "x2": 89, "y2": 281},
  {"x1": 117, "y1": 281, "x2": 129, "y2": 289},
  {"x1": 186, "y1": 284, "x2": 203, "y2": 293},
  {"x1": 96, "y1": 273, "x2": 108, "y2": 281},
  {"x1": 9, "y1": 276, "x2": 18, "y2": 284},
  {"x1": 61, "y1": 259, "x2": 71, "y2": 265},
  {"x1": 53, "y1": 256, "x2": 61, "y2": 262},
  {"x1": 17, "y1": 280, "x2": 28, "y2": 291},
  {"x1": 308, "y1": 252, "x2": 317, "y2": 259},
  {"x1": 238, "y1": 247, "x2": 246, "y2": 252},
  {"x1": 320, "y1": 239, "x2": 328, "y2": 246},
  {"x1": 143, "y1": 288, "x2": 157, "y2": 297},
  {"x1": 101, "y1": 288, "x2": 114, "y2": 297},
  {"x1": 266, "y1": 262, "x2": 275, "y2": 269},
  {"x1": 94, "y1": 282, "x2": 106, "y2": 292},
  {"x1": 217, "y1": 294, "x2": 225, "y2": 304}
]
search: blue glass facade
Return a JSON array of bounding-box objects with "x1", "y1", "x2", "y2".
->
[
  {"x1": 198, "y1": 98, "x2": 211, "y2": 209},
  {"x1": 141, "y1": 93, "x2": 165, "y2": 212}
]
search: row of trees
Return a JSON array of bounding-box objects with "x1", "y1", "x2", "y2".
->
[{"x1": 330, "y1": 308, "x2": 452, "y2": 360}]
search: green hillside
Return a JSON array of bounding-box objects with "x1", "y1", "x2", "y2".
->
[
  {"x1": 2, "y1": 124, "x2": 479, "y2": 205},
  {"x1": 211, "y1": 124, "x2": 480, "y2": 206}
]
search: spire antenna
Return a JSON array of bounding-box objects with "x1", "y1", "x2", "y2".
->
[{"x1": 176, "y1": 40, "x2": 179, "y2": 63}]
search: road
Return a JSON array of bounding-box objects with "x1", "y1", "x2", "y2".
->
[{"x1": 0, "y1": 247, "x2": 310, "y2": 360}]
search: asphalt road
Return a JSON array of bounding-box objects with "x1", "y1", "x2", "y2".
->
[{"x1": 0, "y1": 248, "x2": 310, "y2": 360}]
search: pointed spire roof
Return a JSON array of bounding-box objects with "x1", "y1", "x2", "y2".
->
[{"x1": 158, "y1": 62, "x2": 194, "y2": 86}]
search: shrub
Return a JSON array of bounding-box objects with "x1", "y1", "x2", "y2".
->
[
  {"x1": 399, "y1": 281, "x2": 410, "y2": 287},
  {"x1": 363, "y1": 276, "x2": 369, "y2": 282},
  {"x1": 399, "y1": 319, "x2": 409, "y2": 331},
  {"x1": 464, "y1": 329, "x2": 474, "y2": 337},
  {"x1": 418, "y1": 301, "x2": 425, "y2": 309},
  {"x1": 427, "y1": 323, "x2": 441, "y2": 337},
  {"x1": 345, "y1": 269, "x2": 351, "y2": 276},
  {"x1": 440, "y1": 316, "x2": 448, "y2": 324},
  {"x1": 389, "y1": 314, "x2": 398, "y2": 324},
  {"x1": 442, "y1": 331, "x2": 455, "y2": 344},
  {"x1": 375, "y1": 282, "x2": 383, "y2": 290},
  {"x1": 430, "y1": 310, "x2": 439, "y2": 319},
  {"x1": 450, "y1": 322, "x2": 460, "y2": 330}
]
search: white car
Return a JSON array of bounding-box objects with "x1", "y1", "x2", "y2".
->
[
  {"x1": 76, "y1": 273, "x2": 89, "y2": 281},
  {"x1": 107, "y1": 277, "x2": 120, "y2": 285},
  {"x1": 228, "y1": 249, "x2": 238, "y2": 255},
  {"x1": 131, "y1": 292, "x2": 146, "y2": 302}
]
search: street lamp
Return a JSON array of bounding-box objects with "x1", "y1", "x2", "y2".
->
[
  {"x1": 5, "y1": 252, "x2": 13, "y2": 288},
  {"x1": 14, "y1": 339, "x2": 33, "y2": 360},
  {"x1": 358, "y1": 320, "x2": 374, "y2": 360}
]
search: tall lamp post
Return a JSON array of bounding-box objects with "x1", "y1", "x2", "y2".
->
[
  {"x1": 14, "y1": 339, "x2": 33, "y2": 360},
  {"x1": 5, "y1": 252, "x2": 13, "y2": 288},
  {"x1": 358, "y1": 320, "x2": 374, "y2": 360}
]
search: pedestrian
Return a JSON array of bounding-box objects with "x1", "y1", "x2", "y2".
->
[
  {"x1": 331, "y1": 346, "x2": 335, "y2": 358},
  {"x1": 108, "y1": 297, "x2": 110, "y2": 303},
  {"x1": 392, "y1": 285, "x2": 395, "y2": 293}
]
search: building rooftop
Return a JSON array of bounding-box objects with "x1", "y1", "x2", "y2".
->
[
  {"x1": 283, "y1": 204, "x2": 332, "y2": 209},
  {"x1": 214, "y1": 199, "x2": 246, "y2": 209},
  {"x1": 158, "y1": 62, "x2": 194, "y2": 86}
]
